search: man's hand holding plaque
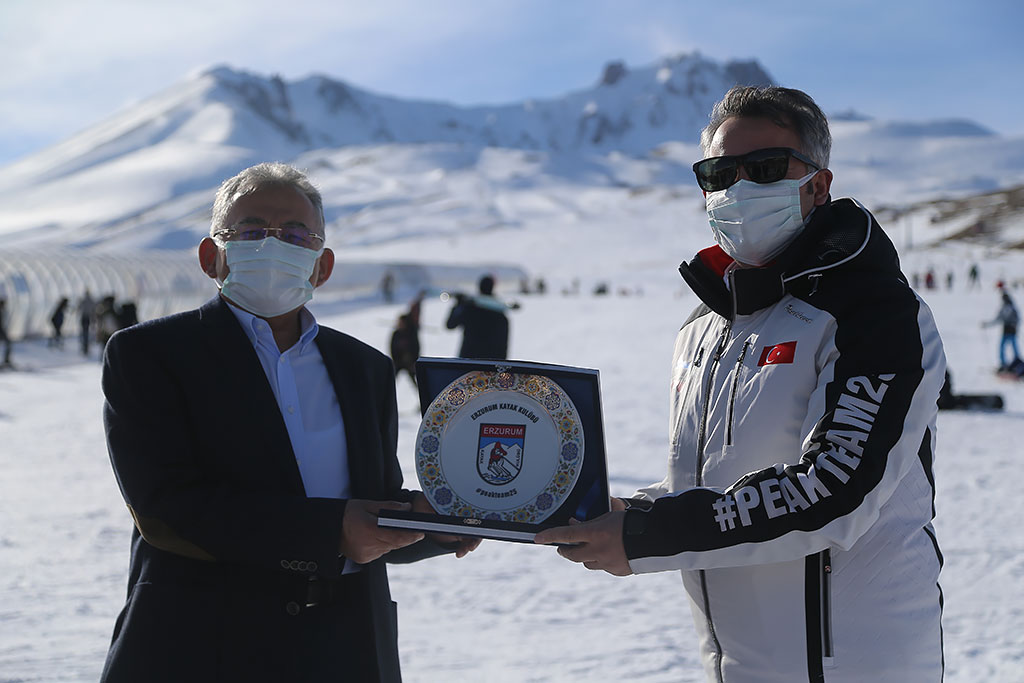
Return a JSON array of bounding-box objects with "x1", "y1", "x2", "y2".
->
[{"x1": 411, "y1": 492, "x2": 482, "y2": 557}]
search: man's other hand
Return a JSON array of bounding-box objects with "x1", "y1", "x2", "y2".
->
[
  {"x1": 340, "y1": 500, "x2": 424, "y2": 564},
  {"x1": 533, "y1": 511, "x2": 632, "y2": 577},
  {"x1": 411, "y1": 492, "x2": 482, "y2": 558}
]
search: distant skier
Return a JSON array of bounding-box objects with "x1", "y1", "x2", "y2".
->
[
  {"x1": 984, "y1": 282, "x2": 1021, "y2": 372},
  {"x1": 0, "y1": 298, "x2": 12, "y2": 368},
  {"x1": 49, "y1": 297, "x2": 69, "y2": 349},
  {"x1": 116, "y1": 300, "x2": 138, "y2": 329},
  {"x1": 78, "y1": 290, "x2": 95, "y2": 356},
  {"x1": 95, "y1": 295, "x2": 119, "y2": 347},
  {"x1": 968, "y1": 263, "x2": 980, "y2": 289},
  {"x1": 389, "y1": 296, "x2": 422, "y2": 386},
  {"x1": 380, "y1": 271, "x2": 395, "y2": 303},
  {"x1": 446, "y1": 275, "x2": 510, "y2": 360}
]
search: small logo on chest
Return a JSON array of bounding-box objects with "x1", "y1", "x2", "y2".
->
[{"x1": 785, "y1": 304, "x2": 813, "y2": 323}]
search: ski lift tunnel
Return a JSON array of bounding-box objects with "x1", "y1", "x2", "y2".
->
[
  {"x1": 0, "y1": 247, "x2": 530, "y2": 340},
  {"x1": 0, "y1": 248, "x2": 211, "y2": 339}
]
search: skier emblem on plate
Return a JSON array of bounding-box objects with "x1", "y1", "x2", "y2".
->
[{"x1": 477, "y1": 423, "x2": 525, "y2": 485}]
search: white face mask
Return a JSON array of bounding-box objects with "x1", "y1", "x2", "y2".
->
[
  {"x1": 218, "y1": 237, "x2": 323, "y2": 318},
  {"x1": 705, "y1": 171, "x2": 818, "y2": 267}
]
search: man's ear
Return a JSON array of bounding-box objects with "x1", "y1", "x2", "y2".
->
[
  {"x1": 198, "y1": 237, "x2": 220, "y2": 280},
  {"x1": 313, "y1": 248, "x2": 335, "y2": 288},
  {"x1": 811, "y1": 169, "x2": 833, "y2": 206}
]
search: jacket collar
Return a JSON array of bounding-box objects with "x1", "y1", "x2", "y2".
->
[
  {"x1": 199, "y1": 296, "x2": 383, "y2": 498},
  {"x1": 314, "y1": 331, "x2": 378, "y2": 499},
  {"x1": 679, "y1": 197, "x2": 876, "y2": 319},
  {"x1": 198, "y1": 296, "x2": 309, "y2": 493}
]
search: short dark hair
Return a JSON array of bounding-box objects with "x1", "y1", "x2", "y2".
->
[
  {"x1": 478, "y1": 275, "x2": 495, "y2": 295},
  {"x1": 700, "y1": 86, "x2": 832, "y2": 169}
]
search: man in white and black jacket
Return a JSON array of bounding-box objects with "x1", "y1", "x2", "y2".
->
[{"x1": 537, "y1": 87, "x2": 946, "y2": 682}]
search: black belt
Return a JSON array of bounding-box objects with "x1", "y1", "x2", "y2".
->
[{"x1": 304, "y1": 572, "x2": 363, "y2": 608}]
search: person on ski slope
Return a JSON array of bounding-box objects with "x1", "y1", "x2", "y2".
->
[
  {"x1": 100, "y1": 162, "x2": 478, "y2": 683},
  {"x1": 983, "y1": 282, "x2": 1021, "y2": 371},
  {"x1": 538, "y1": 86, "x2": 946, "y2": 683}
]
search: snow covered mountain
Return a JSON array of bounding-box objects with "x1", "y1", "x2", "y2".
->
[
  {"x1": 0, "y1": 53, "x2": 765, "y2": 235},
  {"x1": 1, "y1": 53, "x2": 769, "y2": 183},
  {"x1": 1, "y1": 52, "x2": 1023, "y2": 253}
]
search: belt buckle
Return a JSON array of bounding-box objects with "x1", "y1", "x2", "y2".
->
[
  {"x1": 305, "y1": 577, "x2": 323, "y2": 608},
  {"x1": 305, "y1": 574, "x2": 357, "y2": 608}
]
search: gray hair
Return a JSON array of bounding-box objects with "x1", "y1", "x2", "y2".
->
[
  {"x1": 210, "y1": 162, "x2": 324, "y2": 235},
  {"x1": 699, "y1": 86, "x2": 832, "y2": 169}
]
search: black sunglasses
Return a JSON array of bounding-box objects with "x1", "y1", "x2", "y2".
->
[{"x1": 692, "y1": 147, "x2": 820, "y2": 193}]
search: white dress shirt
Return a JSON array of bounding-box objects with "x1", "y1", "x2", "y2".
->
[{"x1": 225, "y1": 301, "x2": 351, "y2": 500}]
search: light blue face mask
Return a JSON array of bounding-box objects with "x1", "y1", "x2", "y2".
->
[
  {"x1": 706, "y1": 170, "x2": 817, "y2": 266},
  {"x1": 219, "y1": 237, "x2": 323, "y2": 318}
]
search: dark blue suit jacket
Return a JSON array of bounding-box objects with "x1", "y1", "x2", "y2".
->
[{"x1": 100, "y1": 297, "x2": 435, "y2": 682}]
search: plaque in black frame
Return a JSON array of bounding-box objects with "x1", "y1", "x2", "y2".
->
[{"x1": 377, "y1": 357, "x2": 610, "y2": 542}]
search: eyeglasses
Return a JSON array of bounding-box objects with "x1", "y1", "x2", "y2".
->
[
  {"x1": 213, "y1": 220, "x2": 324, "y2": 250},
  {"x1": 692, "y1": 147, "x2": 820, "y2": 193}
]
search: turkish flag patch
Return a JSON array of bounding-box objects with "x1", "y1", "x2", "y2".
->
[{"x1": 758, "y1": 341, "x2": 797, "y2": 366}]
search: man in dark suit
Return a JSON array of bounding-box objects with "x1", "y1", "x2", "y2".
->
[{"x1": 100, "y1": 163, "x2": 476, "y2": 682}]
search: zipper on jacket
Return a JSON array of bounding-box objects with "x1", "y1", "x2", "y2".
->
[
  {"x1": 694, "y1": 317, "x2": 731, "y2": 683},
  {"x1": 699, "y1": 570, "x2": 726, "y2": 683},
  {"x1": 820, "y1": 549, "x2": 834, "y2": 665},
  {"x1": 724, "y1": 340, "x2": 750, "y2": 446},
  {"x1": 693, "y1": 267, "x2": 739, "y2": 683},
  {"x1": 695, "y1": 322, "x2": 731, "y2": 485}
]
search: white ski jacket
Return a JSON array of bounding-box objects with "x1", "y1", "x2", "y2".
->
[{"x1": 623, "y1": 198, "x2": 946, "y2": 682}]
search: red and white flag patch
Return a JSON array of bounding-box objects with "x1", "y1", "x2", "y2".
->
[{"x1": 758, "y1": 341, "x2": 797, "y2": 366}]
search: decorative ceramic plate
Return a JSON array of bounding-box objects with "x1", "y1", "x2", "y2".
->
[{"x1": 415, "y1": 370, "x2": 584, "y2": 524}]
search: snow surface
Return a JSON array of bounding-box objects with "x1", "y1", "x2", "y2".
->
[{"x1": 2, "y1": 224, "x2": 1024, "y2": 681}]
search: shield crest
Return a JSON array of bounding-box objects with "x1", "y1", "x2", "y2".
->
[{"x1": 477, "y1": 423, "x2": 525, "y2": 485}]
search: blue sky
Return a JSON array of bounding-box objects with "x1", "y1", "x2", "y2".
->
[{"x1": 0, "y1": 0, "x2": 1020, "y2": 165}]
